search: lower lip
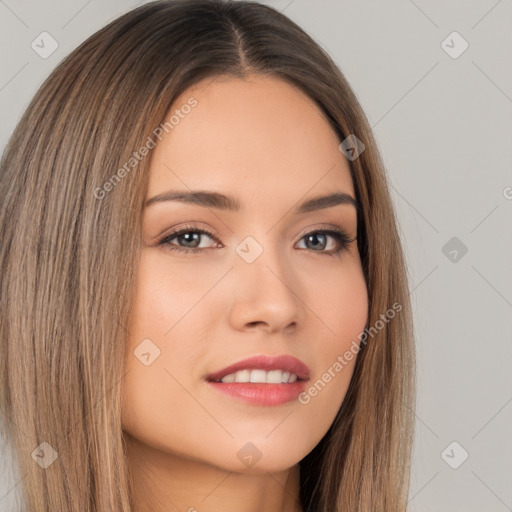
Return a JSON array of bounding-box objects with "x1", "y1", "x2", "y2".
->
[{"x1": 207, "y1": 380, "x2": 308, "y2": 406}]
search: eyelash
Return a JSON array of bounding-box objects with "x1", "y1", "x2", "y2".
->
[{"x1": 156, "y1": 225, "x2": 355, "y2": 257}]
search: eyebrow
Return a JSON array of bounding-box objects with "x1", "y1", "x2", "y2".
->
[{"x1": 144, "y1": 189, "x2": 358, "y2": 214}]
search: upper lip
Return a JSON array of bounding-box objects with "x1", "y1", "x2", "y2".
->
[{"x1": 206, "y1": 354, "x2": 310, "y2": 382}]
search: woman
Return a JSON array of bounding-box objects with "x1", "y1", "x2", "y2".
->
[{"x1": 0, "y1": 1, "x2": 416, "y2": 511}]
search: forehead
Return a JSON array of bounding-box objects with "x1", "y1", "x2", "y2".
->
[{"x1": 147, "y1": 74, "x2": 355, "y2": 204}]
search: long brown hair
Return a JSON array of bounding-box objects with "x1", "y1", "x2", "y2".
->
[{"x1": 0, "y1": 1, "x2": 415, "y2": 510}]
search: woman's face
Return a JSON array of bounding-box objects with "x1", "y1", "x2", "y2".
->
[{"x1": 121, "y1": 74, "x2": 368, "y2": 473}]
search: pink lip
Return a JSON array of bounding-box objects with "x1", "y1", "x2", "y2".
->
[{"x1": 205, "y1": 354, "x2": 310, "y2": 407}]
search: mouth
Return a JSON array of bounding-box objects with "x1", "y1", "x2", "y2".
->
[
  {"x1": 208, "y1": 368, "x2": 304, "y2": 384},
  {"x1": 205, "y1": 354, "x2": 310, "y2": 406},
  {"x1": 205, "y1": 353, "x2": 310, "y2": 383}
]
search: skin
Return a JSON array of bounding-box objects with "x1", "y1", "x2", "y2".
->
[{"x1": 121, "y1": 74, "x2": 369, "y2": 512}]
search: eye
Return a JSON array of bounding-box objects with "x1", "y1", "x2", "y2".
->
[
  {"x1": 296, "y1": 228, "x2": 353, "y2": 256},
  {"x1": 157, "y1": 226, "x2": 220, "y2": 254},
  {"x1": 156, "y1": 226, "x2": 355, "y2": 255}
]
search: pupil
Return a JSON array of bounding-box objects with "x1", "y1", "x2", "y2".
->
[
  {"x1": 307, "y1": 233, "x2": 326, "y2": 250},
  {"x1": 180, "y1": 233, "x2": 200, "y2": 248}
]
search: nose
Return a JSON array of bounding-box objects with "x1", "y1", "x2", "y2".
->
[{"x1": 227, "y1": 244, "x2": 303, "y2": 335}]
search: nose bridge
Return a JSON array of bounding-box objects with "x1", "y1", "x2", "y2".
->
[
  {"x1": 229, "y1": 233, "x2": 302, "y2": 332},
  {"x1": 235, "y1": 232, "x2": 291, "y2": 288}
]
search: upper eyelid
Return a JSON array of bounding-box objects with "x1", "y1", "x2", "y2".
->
[{"x1": 163, "y1": 223, "x2": 349, "y2": 236}]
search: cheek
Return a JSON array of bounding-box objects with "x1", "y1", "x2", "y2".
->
[
  {"x1": 304, "y1": 254, "x2": 368, "y2": 343},
  {"x1": 297, "y1": 257, "x2": 368, "y2": 411},
  {"x1": 121, "y1": 252, "x2": 226, "y2": 431},
  {"x1": 128, "y1": 251, "x2": 227, "y2": 335}
]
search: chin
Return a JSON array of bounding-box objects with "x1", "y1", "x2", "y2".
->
[{"x1": 207, "y1": 438, "x2": 312, "y2": 474}]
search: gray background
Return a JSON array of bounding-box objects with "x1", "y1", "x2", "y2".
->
[{"x1": 1, "y1": 1, "x2": 511, "y2": 511}]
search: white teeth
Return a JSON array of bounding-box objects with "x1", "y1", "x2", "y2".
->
[
  {"x1": 220, "y1": 369, "x2": 299, "y2": 384},
  {"x1": 250, "y1": 369, "x2": 267, "y2": 383},
  {"x1": 266, "y1": 370, "x2": 283, "y2": 384},
  {"x1": 234, "y1": 369, "x2": 251, "y2": 383}
]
